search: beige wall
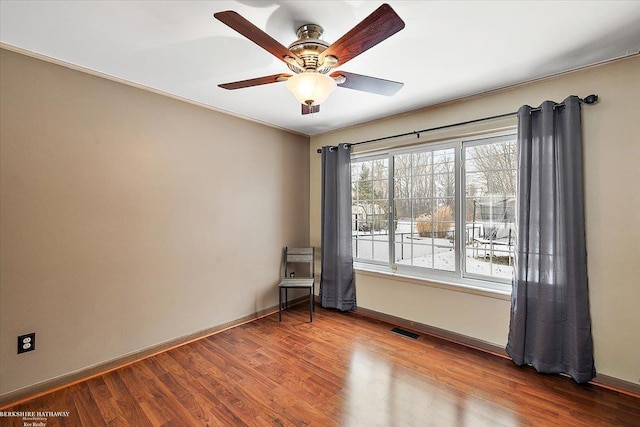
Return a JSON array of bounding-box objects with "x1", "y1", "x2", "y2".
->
[
  {"x1": 310, "y1": 55, "x2": 640, "y2": 386},
  {"x1": 0, "y1": 48, "x2": 310, "y2": 396},
  {"x1": 2, "y1": 45, "x2": 638, "y2": 398}
]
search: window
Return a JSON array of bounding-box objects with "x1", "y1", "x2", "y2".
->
[
  {"x1": 351, "y1": 156, "x2": 390, "y2": 263},
  {"x1": 394, "y1": 147, "x2": 456, "y2": 271},
  {"x1": 463, "y1": 137, "x2": 517, "y2": 281},
  {"x1": 351, "y1": 132, "x2": 517, "y2": 291}
]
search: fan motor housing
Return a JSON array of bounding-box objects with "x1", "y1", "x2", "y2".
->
[{"x1": 288, "y1": 24, "x2": 331, "y2": 73}]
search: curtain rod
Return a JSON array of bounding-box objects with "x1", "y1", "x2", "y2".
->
[{"x1": 316, "y1": 94, "x2": 598, "y2": 153}]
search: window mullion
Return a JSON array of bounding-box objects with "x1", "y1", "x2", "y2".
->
[
  {"x1": 411, "y1": 153, "x2": 415, "y2": 266},
  {"x1": 455, "y1": 142, "x2": 462, "y2": 275},
  {"x1": 429, "y1": 152, "x2": 434, "y2": 269},
  {"x1": 388, "y1": 153, "x2": 395, "y2": 268}
]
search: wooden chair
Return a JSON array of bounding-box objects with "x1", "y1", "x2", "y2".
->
[{"x1": 278, "y1": 247, "x2": 315, "y2": 322}]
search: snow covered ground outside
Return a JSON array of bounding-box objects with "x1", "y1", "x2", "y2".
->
[{"x1": 353, "y1": 220, "x2": 514, "y2": 280}]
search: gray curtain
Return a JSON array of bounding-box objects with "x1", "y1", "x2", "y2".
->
[
  {"x1": 320, "y1": 144, "x2": 356, "y2": 311},
  {"x1": 506, "y1": 96, "x2": 595, "y2": 383}
]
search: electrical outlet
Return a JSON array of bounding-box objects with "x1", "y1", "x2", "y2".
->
[{"x1": 18, "y1": 332, "x2": 35, "y2": 354}]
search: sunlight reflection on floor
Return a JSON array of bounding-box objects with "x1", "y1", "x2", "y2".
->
[{"x1": 342, "y1": 344, "x2": 520, "y2": 426}]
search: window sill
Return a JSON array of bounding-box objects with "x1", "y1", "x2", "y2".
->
[{"x1": 353, "y1": 263, "x2": 512, "y2": 301}]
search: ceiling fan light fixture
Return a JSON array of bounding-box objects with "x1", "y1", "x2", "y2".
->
[{"x1": 286, "y1": 71, "x2": 336, "y2": 106}]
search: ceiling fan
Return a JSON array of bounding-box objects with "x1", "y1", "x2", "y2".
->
[{"x1": 214, "y1": 3, "x2": 405, "y2": 115}]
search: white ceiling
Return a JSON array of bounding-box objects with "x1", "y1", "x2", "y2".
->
[{"x1": 2, "y1": 1, "x2": 639, "y2": 136}]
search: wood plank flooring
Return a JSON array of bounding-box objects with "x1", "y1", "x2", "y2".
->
[{"x1": 2, "y1": 304, "x2": 639, "y2": 426}]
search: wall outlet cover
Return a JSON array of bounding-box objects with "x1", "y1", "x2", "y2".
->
[{"x1": 18, "y1": 332, "x2": 35, "y2": 354}]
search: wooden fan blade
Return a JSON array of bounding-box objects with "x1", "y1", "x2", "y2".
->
[
  {"x1": 331, "y1": 71, "x2": 403, "y2": 96},
  {"x1": 219, "y1": 74, "x2": 291, "y2": 90},
  {"x1": 302, "y1": 104, "x2": 320, "y2": 115},
  {"x1": 319, "y1": 3, "x2": 405, "y2": 68},
  {"x1": 214, "y1": 11, "x2": 302, "y2": 66}
]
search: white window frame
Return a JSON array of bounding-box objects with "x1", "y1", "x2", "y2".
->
[
  {"x1": 351, "y1": 130, "x2": 516, "y2": 294},
  {"x1": 350, "y1": 153, "x2": 391, "y2": 267},
  {"x1": 461, "y1": 133, "x2": 517, "y2": 284}
]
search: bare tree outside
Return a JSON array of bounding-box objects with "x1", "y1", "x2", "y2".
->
[{"x1": 466, "y1": 141, "x2": 517, "y2": 196}]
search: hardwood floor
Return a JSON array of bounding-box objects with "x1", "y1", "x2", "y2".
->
[{"x1": 2, "y1": 304, "x2": 639, "y2": 426}]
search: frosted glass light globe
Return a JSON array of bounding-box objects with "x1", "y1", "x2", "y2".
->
[{"x1": 286, "y1": 71, "x2": 337, "y2": 106}]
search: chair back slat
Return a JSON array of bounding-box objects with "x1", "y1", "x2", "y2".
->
[
  {"x1": 287, "y1": 248, "x2": 313, "y2": 255},
  {"x1": 287, "y1": 254, "x2": 313, "y2": 263}
]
